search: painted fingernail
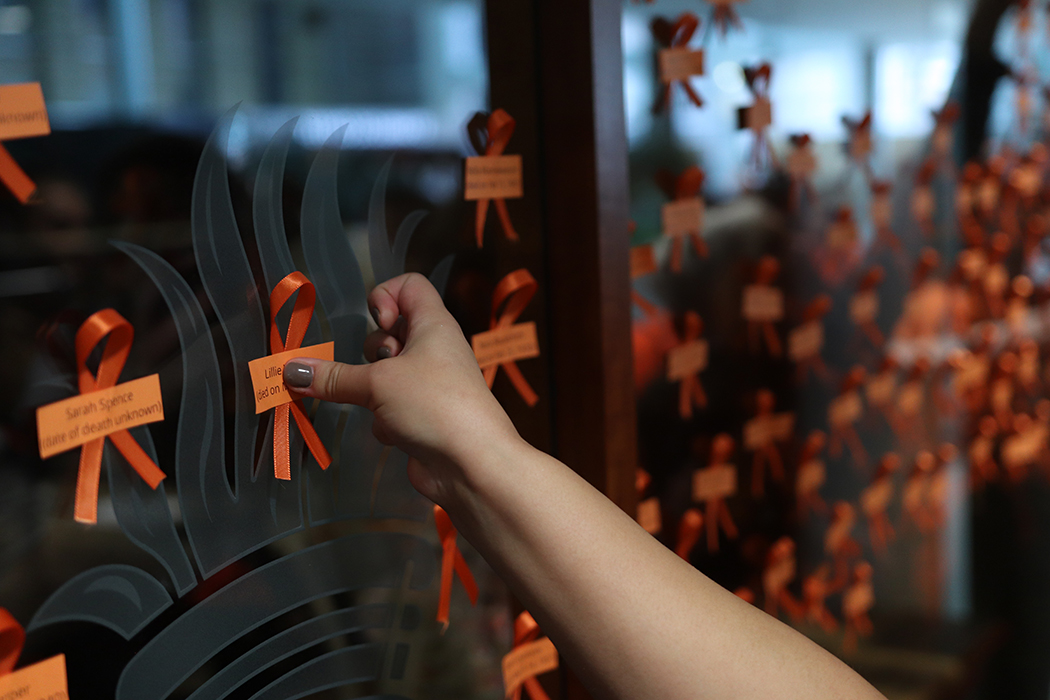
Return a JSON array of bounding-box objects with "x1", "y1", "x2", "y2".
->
[
  {"x1": 285, "y1": 361, "x2": 314, "y2": 388},
  {"x1": 370, "y1": 306, "x2": 381, "y2": 326},
  {"x1": 376, "y1": 346, "x2": 392, "y2": 360}
]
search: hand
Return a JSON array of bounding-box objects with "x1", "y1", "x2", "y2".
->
[{"x1": 283, "y1": 273, "x2": 521, "y2": 506}]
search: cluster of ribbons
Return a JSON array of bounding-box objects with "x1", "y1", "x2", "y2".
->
[
  {"x1": 73, "y1": 310, "x2": 166, "y2": 524},
  {"x1": 657, "y1": 167, "x2": 707, "y2": 274},
  {"x1": 470, "y1": 109, "x2": 519, "y2": 248},
  {"x1": 483, "y1": 269, "x2": 539, "y2": 407},
  {"x1": 267, "y1": 272, "x2": 331, "y2": 480},
  {"x1": 676, "y1": 311, "x2": 708, "y2": 419},
  {"x1": 0, "y1": 609, "x2": 24, "y2": 677},
  {"x1": 652, "y1": 13, "x2": 704, "y2": 112},
  {"x1": 742, "y1": 63, "x2": 778, "y2": 170},
  {"x1": 434, "y1": 505, "x2": 478, "y2": 629},
  {"x1": 508, "y1": 612, "x2": 555, "y2": 700}
]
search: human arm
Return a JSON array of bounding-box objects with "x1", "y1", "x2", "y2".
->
[{"x1": 284, "y1": 272, "x2": 886, "y2": 700}]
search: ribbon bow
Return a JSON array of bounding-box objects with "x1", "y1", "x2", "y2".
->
[
  {"x1": 657, "y1": 167, "x2": 707, "y2": 272},
  {"x1": 0, "y1": 609, "x2": 24, "y2": 677},
  {"x1": 483, "y1": 269, "x2": 539, "y2": 407},
  {"x1": 470, "y1": 109, "x2": 519, "y2": 248},
  {"x1": 268, "y1": 272, "x2": 332, "y2": 480},
  {"x1": 73, "y1": 310, "x2": 165, "y2": 524},
  {"x1": 742, "y1": 64, "x2": 777, "y2": 170},
  {"x1": 509, "y1": 612, "x2": 554, "y2": 700},
  {"x1": 675, "y1": 311, "x2": 708, "y2": 419},
  {"x1": 652, "y1": 13, "x2": 704, "y2": 112},
  {"x1": 707, "y1": 0, "x2": 744, "y2": 36},
  {"x1": 434, "y1": 505, "x2": 478, "y2": 629}
]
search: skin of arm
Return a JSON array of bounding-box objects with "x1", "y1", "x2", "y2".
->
[{"x1": 285, "y1": 272, "x2": 886, "y2": 700}]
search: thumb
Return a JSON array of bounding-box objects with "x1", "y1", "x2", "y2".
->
[{"x1": 284, "y1": 357, "x2": 373, "y2": 408}]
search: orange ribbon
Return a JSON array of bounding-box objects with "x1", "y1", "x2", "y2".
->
[
  {"x1": 510, "y1": 612, "x2": 554, "y2": 700},
  {"x1": 659, "y1": 167, "x2": 707, "y2": 273},
  {"x1": 73, "y1": 310, "x2": 166, "y2": 524},
  {"x1": 268, "y1": 272, "x2": 332, "y2": 480},
  {"x1": 654, "y1": 14, "x2": 703, "y2": 111},
  {"x1": 709, "y1": 1, "x2": 743, "y2": 36},
  {"x1": 675, "y1": 508, "x2": 703, "y2": 559},
  {"x1": 676, "y1": 311, "x2": 707, "y2": 419},
  {"x1": 0, "y1": 609, "x2": 24, "y2": 677},
  {"x1": 474, "y1": 109, "x2": 519, "y2": 248},
  {"x1": 743, "y1": 64, "x2": 778, "y2": 170},
  {"x1": 0, "y1": 143, "x2": 35, "y2": 203},
  {"x1": 483, "y1": 269, "x2": 539, "y2": 407},
  {"x1": 434, "y1": 505, "x2": 478, "y2": 629}
]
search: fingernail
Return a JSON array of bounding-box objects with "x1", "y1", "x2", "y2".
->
[
  {"x1": 370, "y1": 306, "x2": 381, "y2": 326},
  {"x1": 376, "y1": 346, "x2": 392, "y2": 360},
  {"x1": 285, "y1": 361, "x2": 314, "y2": 388}
]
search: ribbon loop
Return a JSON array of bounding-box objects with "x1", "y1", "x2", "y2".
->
[
  {"x1": 0, "y1": 609, "x2": 24, "y2": 677},
  {"x1": 483, "y1": 270, "x2": 540, "y2": 406},
  {"x1": 509, "y1": 611, "x2": 554, "y2": 700},
  {"x1": 434, "y1": 505, "x2": 478, "y2": 629},
  {"x1": 268, "y1": 272, "x2": 331, "y2": 480},
  {"x1": 72, "y1": 310, "x2": 165, "y2": 524}
]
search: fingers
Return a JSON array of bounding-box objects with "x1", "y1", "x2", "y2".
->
[
  {"x1": 363, "y1": 329, "x2": 403, "y2": 362},
  {"x1": 368, "y1": 273, "x2": 449, "y2": 333},
  {"x1": 283, "y1": 357, "x2": 373, "y2": 407}
]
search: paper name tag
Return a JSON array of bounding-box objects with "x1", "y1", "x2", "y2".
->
[
  {"x1": 36, "y1": 375, "x2": 164, "y2": 459},
  {"x1": 742, "y1": 98, "x2": 772, "y2": 131},
  {"x1": 630, "y1": 245, "x2": 658, "y2": 279},
  {"x1": 897, "y1": 384, "x2": 922, "y2": 414},
  {"x1": 692, "y1": 464, "x2": 736, "y2": 501},
  {"x1": 787, "y1": 149, "x2": 816, "y2": 179},
  {"x1": 248, "y1": 342, "x2": 334, "y2": 414},
  {"x1": 870, "y1": 197, "x2": 891, "y2": 228},
  {"x1": 0, "y1": 654, "x2": 68, "y2": 700},
  {"x1": 911, "y1": 189, "x2": 934, "y2": 219},
  {"x1": 788, "y1": 322, "x2": 823, "y2": 361},
  {"x1": 637, "y1": 496, "x2": 662, "y2": 534},
  {"x1": 829, "y1": 392, "x2": 862, "y2": 427},
  {"x1": 472, "y1": 322, "x2": 540, "y2": 370},
  {"x1": 743, "y1": 413, "x2": 793, "y2": 449},
  {"x1": 661, "y1": 198, "x2": 703, "y2": 238},
  {"x1": 0, "y1": 83, "x2": 49, "y2": 141},
  {"x1": 502, "y1": 637, "x2": 558, "y2": 698},
  {"x1": 861, "y1": 481, "x2": 892, "y2": 515},
  {"x1": 796, "y1": 460, "x2": 825, "y2": 492},
  {"x1": 866, "y1": 374, "x2": 895, "y2": 405},
  {"x1": 742, "y1": 286, "x2": 783, "y2": 322},
  {"x1": 1003, "y1": 429, "x2": 1045, "y2": 468},
  {"x1": 826, "y1": 221, "x2": 857, "y2": 249},
  {"x1": 464, "y1": 155, "x2": 523, "y2": 200},
  {"x1": 658, "y1": 47, "x2": 704, "y2": 82},
  {"x1": 953, "y1": 357, "x2": 989, "y2": 395},
  {"x1": 667, "y1": 340, "x2": 708, "y2": 380},
  {"x1": 850, "y1": 292, "x2": 878, "y2": 324},
  {"x1": 843, "y1": 584, "x2": 874, "y2": 617},
  {"x1": 984, "y1": 265, "x2": 1008, "y2": 295}
]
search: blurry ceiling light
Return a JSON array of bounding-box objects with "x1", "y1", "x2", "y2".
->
[
  {"x1": 713, "y1": 61, "x2": 746, "y2": 94},
  {"x1": 0, "y1": 5, "x2": 30, "y2": 35}
]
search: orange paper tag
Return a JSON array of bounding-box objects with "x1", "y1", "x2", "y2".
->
[
  {"x1": 667, "y1": 340, "x2": 708, "y2": 380},
  {"x1": 36, "y1": 375, "x2": 163, "y2": 459},
  {"x1": 692, "y1": 464, "x2": 737, "y2": 500},
  {"x1": 861, "y1": 481, "x2": 892, "y2": 515},
  {"x1": 661, "y1": 198, "x2": 703, "y2": 238},
  {"x1": 849, "y1": 292, "x2": 878, "y2": 324},
  {"x1": 742, "y1": 286, "x2": 783, "y2": 322},
  {"x1": 0, "y1": 83, "x2": 49, "y2": 141},
  {"x1": 0, "y1": 654, "x2": 68, "y2": 700},
  {"x1": 472, "y1": 322, "x2": 539, "y2": 370},
  {"x1": 743, "y1": 413, "x2": 794, "y2": 449},
  {"x1": 637, "y1": 496, "x2": 662, "y2": 534},
  {"x1": 630, "y1": 245, "x2": 658, "y2": 279},
  {"x1": 659, "y1": 47, "x2": 704, "y2": 82},
  {"x1": 464, "y1": 155, "x2": 523, "y2": 201},
  {"x1": 866, "y1": 374, "x2": 895, "y2": 405},
  {"x1": 787, "y1": 322, "x2": 823, "y2": 361},
  {"x1": 745, "y1": 97, "x2": 772, "y2": 131},
  {"x1": 502, "y1": 637, "x2": 558, "y2": 698},
  {"x1": 829, "y1": 391, "x2": 862, "y2": 427},
  {"x1": 248, "y1": 341, "x2": 334, "y2": 414}
]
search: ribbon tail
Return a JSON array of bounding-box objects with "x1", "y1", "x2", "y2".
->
[
  {"x1": 109, "y1": 430, "x2": 166, "y2": 488},
  {"x1": 453, "y1": 549, "x2": 479, "y2": 605},
  {"x1": 678, "y1": 379, "x2": 692, "y2": 420},
  {"x1": 274, "y1": 404, "x2": 292, "y2": 480},
  {"x1": 681, "y1": 81, "x2": 704, "y2": 107},
  {"x1": 524, "y1": 677, "x2": 552, "y2": 700},
  {"x1": 501, "y1": 361, "x2": 539, "y2": 407},
  {"x1": 291, "y1": 400, "x2": 332, "y2": 469},
  {"x1": 74, "y1": 438, "x2": 106, "y2": 524},
  {"x1": 494, "y1": 198, "x2": 519, "y2": 242},
  {"x1": 669, "y1": 238, "x2": 683, "y2": 273},
  {"x1": 631, "y1": 289, "x2": 659, "y2": 316},
  {"x1": 0, "y1": 143, "x2": 36, "y2": 204},
  {"x1": 476, "y1": 199, "x2": 490, "y2": 248},
  {"x1": 437, "y1": 541, "x2": 456, "y2": 627}
]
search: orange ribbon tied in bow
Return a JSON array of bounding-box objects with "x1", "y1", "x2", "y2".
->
[
  {"x1": 742, "y1": 64, "x2": 778, "y2": 170},
  {"x1": 658, "y1": 167, "x2": 708, "y2": 273},
  {"x1": 672, "y1": 311, "x2": 708, "y2": 419},
  {"x1": 73, "y1": 310, "x2": 166, "y2": 524},
  {"x1": 0, "y1": 609, "x2": 25, "y2": 677},
  {"x1": 480, "y1": 269, "x2": 540, "y2": 407},
  {"x1": 473, "y1": 109, "x2": 520, "y2": 248},
  {"x1": 434, "y1": 505, "x2": 478, "y2": 630},
  {"x1": 653, "y1": 13, "x2": 704, "y2": 112},
  {"x1": 267, "y1": 272, "x2": 332, "y2": 480},
  {"x1": 504, "y1": 612, "x2": 559, "y2": 700}
]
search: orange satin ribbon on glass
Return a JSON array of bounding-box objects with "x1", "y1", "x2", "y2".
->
[
  {"x1": 663, "y1": 167, "x2": 706, "y2": 274},
  {"x1": 676, "y1": 311, "x2": 707, "y2": 419},
  {"x1": 483, "y1": 269, "x2": 539, "y2": 407},
  {"x1": 655, "y1": 14, "x2": 703, "y2": 111},
  {"x1": 475, "y1": 109, "x2": 519, "y2": 248},
  {"x1": 743, "y1": 64, "x2": 778, "y2": 170},
  {"x1": 709, "y1": 0, "x2": 743, "y2": 36},
  {"x1": 434, "y1": 505, "x2": 478, "y2": 629},
  {"x1": 73, "y1": 310, "x2": 166, "y2": 524},
  {"x1": 268, "y1": 272, "x2": 332, "y2": 480},
  {"x1": 0, "y1": 143, "x2": 35, "y2": 204},
  {"x1": 510, "y1": 612, "x2": 553, "y2": 700},
  {"x1": 0, "y1": 609, "x2": 25, "y2": 677}
]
